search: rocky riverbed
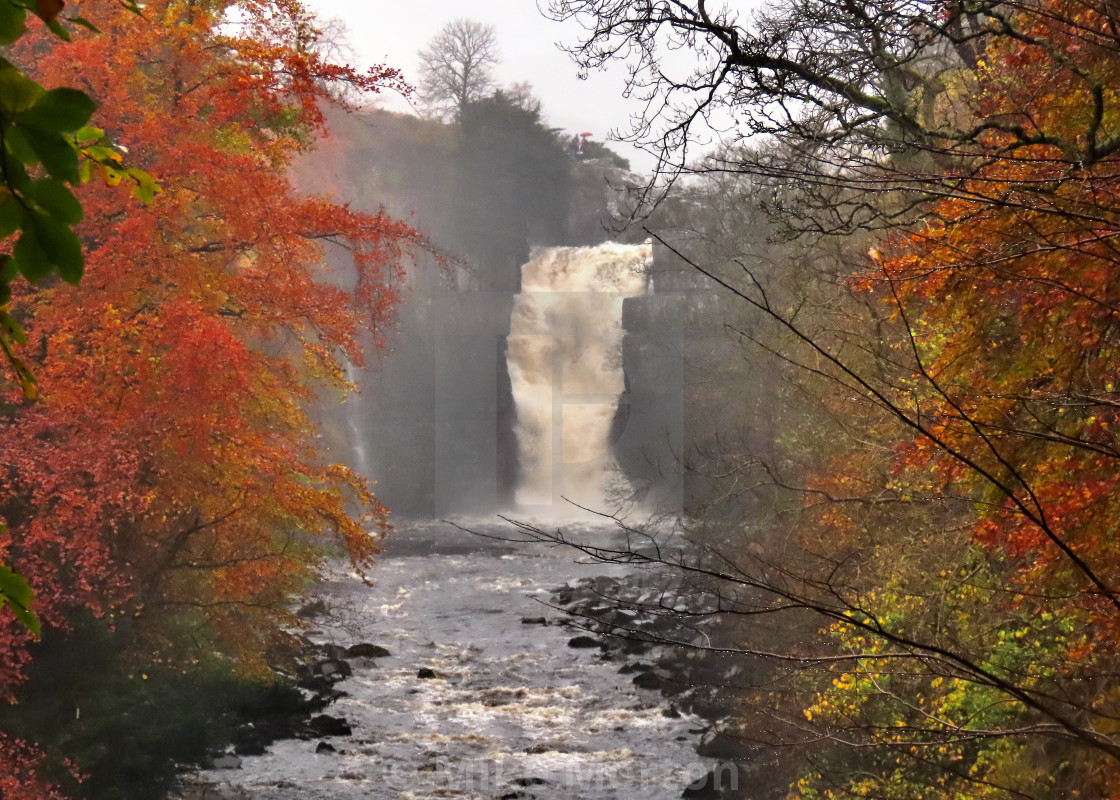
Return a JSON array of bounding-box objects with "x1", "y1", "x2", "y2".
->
[{"x1": 178, "y1": 519, "x2": 748, "y2": 800}]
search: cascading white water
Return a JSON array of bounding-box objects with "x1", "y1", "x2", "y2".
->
[
  {"x1": 343, "y1": 360, "x2": 373, "y2": 478},
  {"x1": 507, "y1": 242, "x2": 651, "y2": 514}
]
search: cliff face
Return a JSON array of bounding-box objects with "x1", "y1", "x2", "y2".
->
[
  {"x1": 299, "y1": 103, "x2": 634, "y2": 516},
  {"x1": 614, "y1": 289, "x2": 686, "y2": 515}
]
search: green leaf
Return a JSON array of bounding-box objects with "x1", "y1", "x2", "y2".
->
[
  {"x1": 44, "y1": 16, "x2": 69, "y2": 41},
  {"x1": 26, "y1": 178, "x2": 82, "y2": 224},
  {"x1": 127, "y1": 168, "x2": 160, "y2": 204},
  {"x1": 0, "y1": 66, "x2": 43, "y2": 114},
  {"x1": 0, "y1": 192, "x2": 21, "y2": 239},
  {"x1": 18, "y1": 88, "x2": 96, "y2": 132},
  {"x1": 0, "y1": 251, "x2": 17, "y2": 283},
  {"x1": 0, "y1": 333, "x2": 36, "y2": 400},
  {"x1": 27, "y1": 210, "x2": 82, "y2": 283},
  {"x1": 82, "y1": 144, "x2": 120, "y2": 164},
  {"x1": 23, "y1": 129, "x2": 79, "y2": 183},
  {"x1": 0, "y1": 252, "x2": 14, "y2": 303},
  {"x1": 68, "y1": 16, "x2": 101, "y2": 33},
  {"x1": 0, "y1": 564, "x2": 39, "y2": 635},
  {"x1": 0, "y1": 5, "x2": 26, "y2": 46},
  {"x1": 12, "y1": 218, "x2": 53, "y2": 283},
  {"x1": 73, "y1": 124, "x2": 104, "y2": 144},
  {"x1": 100, "y1": 163, "x2": 123, "y2": 187},
  {"x1": 0, "y1": 308, "x2": 26, "y2": 345},
  {"x1": 5, "y1": 125, "x2": 40, "y2": 176}
]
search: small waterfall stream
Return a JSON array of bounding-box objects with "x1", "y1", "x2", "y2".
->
[
  {"x1": 507, "y1": 243, "x2": 650, "y2": 513},
  {"x1": 343, "y1": 360, "x2": 372, "y2": 479}
]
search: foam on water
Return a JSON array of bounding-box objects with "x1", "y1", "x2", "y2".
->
[{"x1": 197, "y1": 521, "x2": 713, "y2": 800}]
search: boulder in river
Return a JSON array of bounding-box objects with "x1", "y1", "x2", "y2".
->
[
  {"x1": 632, "y1": 670, "x2": 674, "y2": 692},
  {"x1": 618, "y1": 661, "x2": 650, "y2": 674},
  {"x1": 567, "y1": 635, "x2": 602, "y2": 649},
  {"x1": 296, "y1": 674, "x2": 333, "y2": 694},
  {"x1": 346, "y1": 643, "x2": 391, "y2": 658},
  {"x1": 233, "y1": 735, "x2": 268, "y2": 756},
  {"x1": 417, "y1": 667, "x2": 438, "y2": 679},
  {"x1": 320, "y1": 659, "x2": 352, "y2": 680},
  {"x1": 682, "y1": 764, "x2": 745, "y2": 799},
  {"x1": 295, "y1": 598, "x2": 328, "y2": 619},
  {"x1": 306, "y1": 714, "x2": 351, "y2": 737}
]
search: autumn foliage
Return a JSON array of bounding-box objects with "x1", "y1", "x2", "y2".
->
[
  {"x1": 0, "y1": 0, "x2": 418, "y2": 793},
  {"x1": 783, "y1": 3, "x2": 1120, "y2": 798}
]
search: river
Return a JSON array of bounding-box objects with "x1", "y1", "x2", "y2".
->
[{"x1": 194, "y1": 518, "x2": 723, "y2": 800}]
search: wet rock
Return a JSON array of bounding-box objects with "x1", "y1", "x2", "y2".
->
[
  {"x1": 684, "y1": 698, "x2": 734, "y2": 721},
  {"x1": 697, "y1": 730, "x2": 745, "y2": 760},
  {"x1": 513, "y1": 777, "x2": 548, "y2": 786},
  {"x1": 295, "y1": 598, "x2": 328, "y2": 619},
  {"x1": 682, "y1": 765, "x2": 745, "y2": 799},
  {"x1": 321, "y1": 643, "x2": 348, "y2": 661},
  {"x1": 520, "y1": 616, "x2": 547, "y2": 625},
  {"x1": 346, "y1": 643, "x2": 390, "y2": 658},
  {"x1": 306, "y1": 714, "x2": 351, "y2": 737},
  {"x1": 681, "y1": 774, "x2": 720, "y2": 800},
  {"x1": 567, "y1": 635, "x2": 602, "y2": 649},
  {"x1": 417, "y1": 762, "x2": 440, "y2": 772},
  {"x1": 618, "y1": 661, "x2": 650, "y2": 674},
  {"x1": 500, "y1": 793, "x2": 524, "y2": 800},
  {"x1": 417, "y1": 667, "x2": 438, "y2": 679},
  {"x1": 663, "y1": 705, "x2": 682, "y2": 718},
  {"x1": 320, "y1": 659, "x2": 352, "y2": 680},
  {"x1": 297, "y1": 674, "x2": 334, "y2": 694},
  {"x1": 233, "y1": 738, "x2": 267, "y2": 756},
  {"x1": 231, "y1": 721, "x2": 272, "y2": 756},
  {"x1": 632, "y1": 670, "x2": 674, "y2": 692},
  {"x1": 620, "y1": 638, "x2": 655, "y2": 656},
  {"x1": 315, "y1": 741, "x2": 336, "y2": 754},
  {"x1": 212, "y1": 754, "x2": 242, "y2": 770}
]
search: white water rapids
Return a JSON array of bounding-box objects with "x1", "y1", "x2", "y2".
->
[
  {"x1": 192, "y1": 522, "x2": 717, "y2": 800},
  {"x1": 507, "y1": 243, "x2": 650, "y2": 514}
]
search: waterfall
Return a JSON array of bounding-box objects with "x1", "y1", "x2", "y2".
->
[
  {"x1": 507, "y1": 242, "x2": 651, "y2": 514},
  {"x1": 343, "y1": 360, "x2": 373, "y2": 478}
]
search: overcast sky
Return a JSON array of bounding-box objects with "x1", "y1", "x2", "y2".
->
[{"x1": 303, "y1": 0, "x2": 662, "y2": 172}]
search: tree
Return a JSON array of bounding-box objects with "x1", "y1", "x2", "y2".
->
[
  {"x1": 0, "y1": 0, "x2": 419, "y2": 794},
  {"x1": 454, "y1": 87, "x2": 572, "y2": 287},
  {"x1": 545, "y1": 0, "x2": 1120, "y2": 234},
  {"x1": 417, "y1": 18, "x2": 500, "y2": 120},
  {"x1": 0, "y1": 0, "x2": 158, "y2": 638}
]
